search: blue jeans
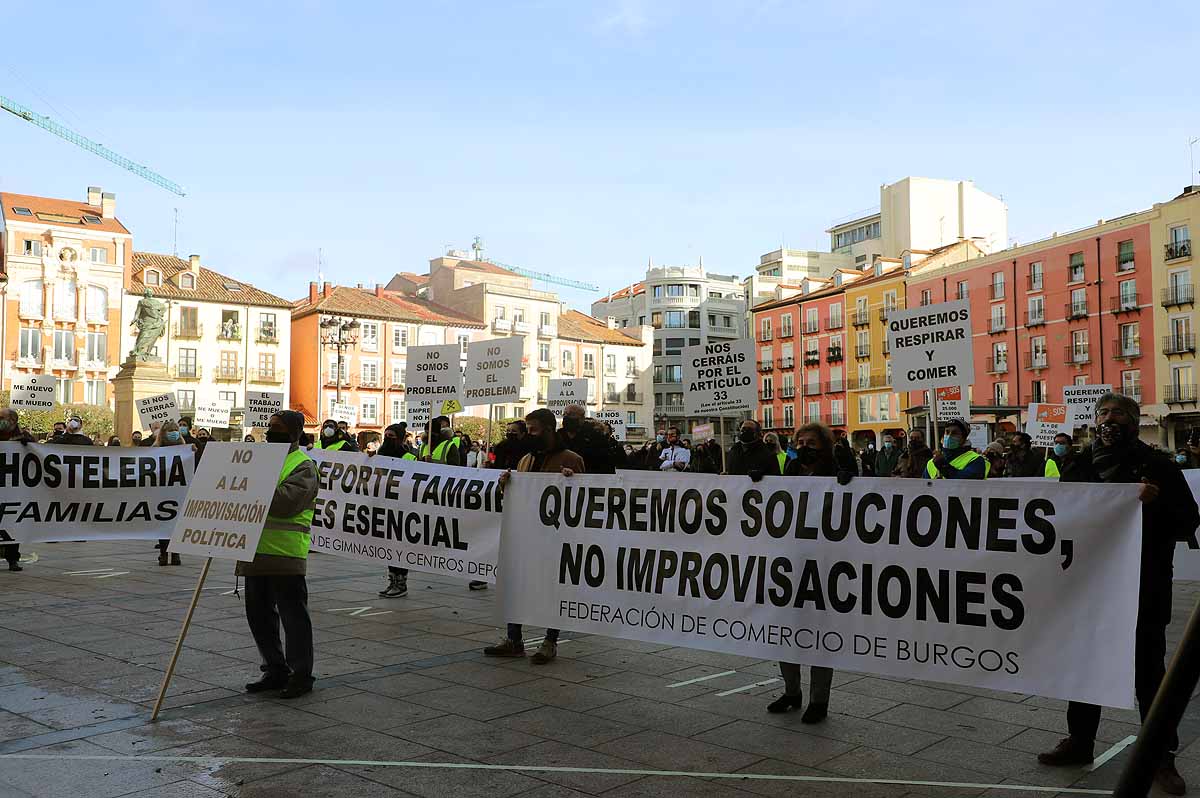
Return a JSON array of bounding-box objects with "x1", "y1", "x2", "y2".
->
[{"x1": 507, "y1": 624, "x2": 558, "y2": 644}]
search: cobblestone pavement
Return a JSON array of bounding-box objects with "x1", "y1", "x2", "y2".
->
[{"x1": 2, "y1": 541, "x2": 1198, "y2": 797}]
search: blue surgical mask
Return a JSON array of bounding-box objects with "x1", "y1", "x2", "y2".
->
[
  {"x1": 883, "y1": 441, "x2": 892, "y2": 449},
  {"x1": 179, "y1": 426, "x2": 189, "y2": 435},
  {"x1": 165, "y1": 431, "x2": 181, "y2": 443},
  {"x1": 1177, "y1": 454, "x2": 1188, "y2": 464},
  {"x1": 656, "y1": 434, "x2": 665, "y2": 443},
  {"x1": 942, "y1": 435, "x2": 959, "y2": 451},
  {"x1": 1053, "y1": 443, "x2": 1069, "y2": 457}
]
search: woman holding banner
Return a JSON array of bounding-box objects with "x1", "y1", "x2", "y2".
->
[{"x1": 155, "y1": 420, "x2": 186, "y2": 567}]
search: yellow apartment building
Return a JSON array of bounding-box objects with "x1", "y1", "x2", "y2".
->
[
  {"x1": 1151, "y1": 184, "x2": 1200, "y2": 445},
  {"x1": 843, "y1": 261, "x2": 906, "y2": 446}
]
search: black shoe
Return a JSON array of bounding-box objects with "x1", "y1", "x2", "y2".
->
[
  {"x1": 1156, "y1": 753, "x2": 1187, "y2": 796},
  {"x1": 278, "y1": 678, "x2": 313, "y2": 699},
  {"x1": 766, "y1": 694, "x2": 803, "y2": 714},
  {"x1": 245, "y1": 674, "x2": 289, "y2": 693},
  {"x1": 7, "y1": 562, "x2": 22, "y2": 572},
  {"x1": 171, "y1": 553, "x2": 182, "y2": 566},
  {"x1": 1037, "y1": 737, "x2": 1095, "y2": 766},
  {"x1": 469, "y1": 581, "x2": 488, "y2": 591},
  {"x1": 158, "y1": 551, "x2": 169, "y2": 566},
  {"x1": 801, "y1": 702, "x2": 828, "y2": 724}
]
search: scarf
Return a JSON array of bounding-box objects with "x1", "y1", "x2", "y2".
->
[{"x1": 1090, "y1": 434, "x2": 1143, "y2": 483}]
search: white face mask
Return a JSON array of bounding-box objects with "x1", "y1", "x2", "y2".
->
[
  {"x1": 67, "y1": 419, "x2": 82, "y2": 432},
  {"x1": 322, "y1": 427, "x2": 336, "y2": 438}
]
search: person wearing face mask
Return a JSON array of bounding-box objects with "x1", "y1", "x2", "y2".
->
[
  {"x1": 491, "y1": 421, "x2": 531, "y2": 470},
  {"x1": 894, "y1": 428, "x2": 932, "y2": 478},
  {"x1": 1174, "y1": 448, "x2": 1196, "y2": 469},
  {"x1": 0, "y1": 408, "x2": 32, "y2": 571},
  {"x1": 377, "y1": 423, "x2": 417, "y2": 598},
  {"x1": 771, "y1": 422, "x2": 845, "y2": 721},
  {"x1": 874, "y1": 434, "x2": 901, "y2": 477},
  {"x1": 48, "y1": 421, "x2": 67, "y2": 443},
  {"x1": 107, "y1": 435, "x2": 122, "y2": 447},
  {"x1": 420, "y1": 416, "x2": 464, "y2": 465},
  {"x1": 927, "y1": 419, "x2": 986, "y2": 479},
  {"x1": 244, "y1": 435, "x2": 257, "y2": 443},
  {"x1": 832, "y1": 430, "x2": 859, "y2": 476},
  {"x1": 131, "y1": 430, "x2": 144, "y2": 446},
  {"x1": 177, "y1": 417, "x2": 195, "y2": 444},
  {"x1": 1045, "y1": 432, "x2": 1075, "y2": 478},
  {"x1": 1002, "y1": 432, "x2": 1045, "y2": 478},
  {"x1": 485, "y1": 409, "x2": 585, "y2": 664},
  {"x1": 57, "y1": 416, "x2": 93, "y2": 447},
  {"x1": 726, "y1": 419, "x2": 779, "y2": 479},
  {"x1": 240, "y1": 410, "x2": 320, "y2": 699},
  {"x1": 313, "y1": 419, "x2": 358, "y2": 452},
  {"x1": 1037, "y1": 394, "x2": 1198, "y2": 795},
  {"x1": 762, "y1": 432, "x2": 787, "y2": 474},
  {"x1": 155, "y1": 421, "x2": 187, "y2": 565},
  {"x1": 659, "y1": 427, "x2": 690, "y2": 472},
  {"x1": 560, "y1": 405, "x2": 626, "y2": 474}
]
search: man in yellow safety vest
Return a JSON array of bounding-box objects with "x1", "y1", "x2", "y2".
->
[
  {"x1": 420, "y1": 415, "x2": 465, "y2": 466},
  {"x1": 926, "y1": 419, "x2": 987, "y2": 479},
  {"x1": 238, "y1": 410, "x2": 320, "y2": 699},
  {"x1": 312, "y1": 418, "x2": 359, "y2": 452}
]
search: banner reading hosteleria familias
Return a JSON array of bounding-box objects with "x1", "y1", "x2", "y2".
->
[{"x1": 498, "y1": 471, "x2": 1142, "y2": 708}]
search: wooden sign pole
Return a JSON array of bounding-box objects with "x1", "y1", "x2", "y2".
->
[{"x1": 151, "y1": 556, "x2": 212, "y2": 722}]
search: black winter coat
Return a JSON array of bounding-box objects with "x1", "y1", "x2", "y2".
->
[{"x1": 726, "y1": 439, "x2": 779, "y2": 478}]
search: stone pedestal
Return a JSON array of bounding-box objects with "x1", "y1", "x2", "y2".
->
[{"x1": 112, "y1": 359, "x2": 174, "y2": 443}]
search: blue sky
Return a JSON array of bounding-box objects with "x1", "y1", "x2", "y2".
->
[{"x1": 1, "y1": 0, "x2": 1197, "y2": 309}]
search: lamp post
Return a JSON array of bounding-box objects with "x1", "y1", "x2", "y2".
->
[{"x1": 320, "y1": 317, "x2": 359, "y2": 404}]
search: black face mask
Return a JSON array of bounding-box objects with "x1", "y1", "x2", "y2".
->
[
  {"x1": 505, "y1": 432, "x2": 519, "y2": 441},
  {"x1": 562, "y1": 417, "x2": 580, "y2": 433},
  {"x1": 266, "y1": 430, "x2": 293, "y2": 444},
  {"x1": 1098, "y1": 421, "x2": 1131, "y2": 447},
  {"x1": 739, "y1": 429, "x2": 757, "y2": 444},
  {"x1": 532, "y1": 433, "x2": 553, "y2": 452},
  {"x1": 796, "y1": 446, "x2": 819, "y2": 464}
]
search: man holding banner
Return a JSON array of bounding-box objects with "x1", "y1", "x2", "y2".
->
[
  {"x1": 1038, "y1": 393, "x2": 1196, "y2": 795},
  {"x1": 237, "y1": 410, "x2": 321, "y2": 700}
]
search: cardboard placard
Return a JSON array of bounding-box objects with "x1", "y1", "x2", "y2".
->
[
  {"x1": 591, "y1": 409, "x2": 626, "y2": 442},
  {"x1": 9, "y1": 373, "x2": 56, "y2": 410},
  {"x1": 1062, "y1": 384, "x2": 1112, "y2": 428},
  {"x1": 404, "y1": 344, "x2": 463, "y2": 411},
  {"x1": 886, "y1": 299, "x2": 974, "y2": 391},
  {"x1": 681, "y1": 340, "x2": 756, "y2": 416},
  {"x1": 463, "y1": 337, "x2": 523, "y2": 406},
  {"x1": 935, "y1": 385, "x2": 969, "y2": 422},
  {"x1": 194, "y1": 399, "x2": 234, "y2": 429},
  {"x1": 1026, "y1": 403, "x2": 1071, "y2": 447},
  {"x1": 547, "y1": 378, "x2": 588, "y2": 418},
  {"x1": 331, "y1": 402, "x2": 357, "y2": 426},
  {"x1": 245, "y1": 391, "x2": 284, "y2": 429}
]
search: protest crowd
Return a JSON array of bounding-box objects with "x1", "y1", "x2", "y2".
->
[{"x1": 1, "y1": 389, "x2": 1198, "y2": 796}]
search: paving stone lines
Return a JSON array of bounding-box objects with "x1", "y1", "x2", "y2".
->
[{"x1": 1, "y1": 540, "x2": 1198, "y2": 797}]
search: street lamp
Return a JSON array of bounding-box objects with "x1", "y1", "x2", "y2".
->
[{"x1": 320, "y1": 317, "x2": 359, "y2": 403}]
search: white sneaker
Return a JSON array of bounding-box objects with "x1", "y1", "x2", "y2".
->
[{"x1": 530, "y1": 640, "x2": 557, "y2": 664}]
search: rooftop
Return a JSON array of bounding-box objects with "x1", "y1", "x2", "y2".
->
[
  {"x1": 293, "y1": 283, "x2": 484, "y2": 327},
  {"x1": 1, "y1": 191, "x2": 129, "y2": 235},
  {"x1": 557, "y1": 310, "x2": 644, "y2": 346},
  {"x1": 130, "y1": 253, "x2": 292, "y2": 308}
]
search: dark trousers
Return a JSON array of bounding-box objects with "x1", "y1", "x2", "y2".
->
[
  {"x1": 779, "y1": 663, "x2": 833, "y2": 703},
  {"x1": 2, "y1": 543, "x2": 18, "y2": 565},
  {"x1": 244, "y1": 575, "x2": 314, "y2": 684},
  {"x1": 508, "y1": 623, "x2": 558, "y2": 644},
  {"x1": 388, "y1": 566, "x2": 409, "y2": 577},
  {"x1": 1067, "y1": 614, "x2": 1176, "y2": 750}
]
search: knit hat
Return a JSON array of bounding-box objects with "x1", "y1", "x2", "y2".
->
[{"x1": 273, "y1": 410, "x2": 305, "y2": 441}]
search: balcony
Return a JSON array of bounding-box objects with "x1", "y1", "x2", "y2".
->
[
  {"x1": 825, "y1": 317, "x2": 844, "y2": 331},
  {"x1": 513, "y1": 320, "x2": 532, "y2": 335},
  {"x1": 826, "y1": 347, "x2": 844, "y2": 362},
  {"x1": 492, "y1": 317, "x2": 512, "y2": 332},
  {"x1": 1064, "y1": 346, "x2": 1091, "y2": 366},
  {"x1": 779, "y1": 325, "x2": 794, "y2": 339},
  {"x1": 869, "y1": 373, "x2": 892, "y2": 388},
  {"x1": 623, "y1": 391, "x2": 644, "y2": 404},
  {"x1": 1109, "y1": 294, "x2": 1141, "y2": 314},
  {"x1": 780, "y1": 387, "x2": 796, "y2": 399},
  {"x1": 82, "y1": 358, "x2": 107, "y2": 372},
  {"x1": 803, "y1": 352, "x2": 820, "y2": 367},
  {"x1": 987, "y1": 357, "x2": 1009, "y2": 374},
  {"x1": 1065, "y1": 301, "x2": 1088, "y2": 321},
  {"x1": 48, "y1": 354, "x2": 78, "y2": 371},
  {"x1": 759, "y1": 392, "x2": 774, "y2": 401},
  {"x1": 249, "y1": 368, "x2": 285, "y2": 384},
  {"x1": 1024, "y1": 352, "x2": 1049, "y2": 370},
  {"x1": 216, "y1": 325, "x2": 242, "y2": 342},
  {"x1": 214, "y1": 366, "x2": 244, "y2": 382},
  {"x1": 776, "y1": 357, "x2": 795, "y2": 369},
  {"x1": 1125, "y1": 387, "x2": 1143, "y2": 404},
  {"x1": 852, "y1": 309, "x2": 871, "y2": 327},
  {"x1": 758, "y1": 360, "x2": 774, "y2": 372},
  {"x1": 256, "y1": 326, "x2": 279, "y2": 344},
  {"x1": 1026, "y1": 275, "x2": 1044, "y2": 292},
  {"x1": 989, "y1": 284, "x2": 1006, "y2": 300},
  {"x1": 172, "y1": 365, "x2": 202, "y2": 380},
  {"x1": 988, "y1": 318, "x2": 1007, "y2": 334},
  {"x1": 1112, "y1": 339, "x2": 1141, "y2": 360},
  {"x1": 759, "y1": 331, "x2": 773, "y2": 342},
  {"x1": 1164, "y1": 385, "x2": 1198, "y2": 405},
  {"x1": 11, "y1": 349, "x2": 42, "y2": 369},
  {"x1": 1166, "y1": 239, "x2": 1192, "y2": 261},
  {"x1": 855, "y1": 345, "x2": 871, "y2": 359},
  {"x1": 1024, "y1": 310, "x2": 1045, "y2": 327},
  {"x1": 539, "y1": 360, "x2": 552, "y2": 371},
  {"x1": 803, "y1": 382, "x2": 822, "y2": 396},
  {"x1": 825, "y1": 380, "x2": 845, "y2": 393},
  {"x1": 360, "y1": 377, "x2": 383, "y2": 389},
  {"x1": 804, "y1": 322, "x2": 819, "y2": 334},
  {"x1": 830, "y1": 412, "x2": 847, "y2": 426},
  {"x1": 582, "y1": 367, "x2": 596, "y2": 377},
  {"x1": 178, "y1": 398, "x2": 196, "y2": 413},
  {"x1": 324, "y1": 375, "x2": 352, "y2": 388},
  {"x1": 878, "y1": 306, "x2": 896, "y2": 322},
  {"x1": 1116, "y1": 255, "x2": 1136, "y2": 273},
  {"x1": 173, "y1": 322, "x2": 202, "y2": 339},
  {"x1": 1162, "y1": 285, "x2": 1195, "y2": 308},
  {"x1": 538, "y1": 324, "x2": 555, "y2": 338},
  {"x1": 605, "y1": 392, "x2": 622, "y2": 403},
  {"x1": 1164, "y1": 334, "x2": 1196, "y2": 356}
]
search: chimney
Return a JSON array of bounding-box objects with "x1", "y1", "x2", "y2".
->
[
  {"x1": 322, "y1": 282, "x2": 333, "y2": 298},
  {"x1": 101, "y1": 192, "x2": 115, "y2": 219},
  {"x1": 309, "y1": 281, "x2": 319, "y2": 303},
  {"x1": 87, "y1": 186, "x2": 101, "y2": 206},
  {"x1": 375, "y1": 284, "x2": 384, "y2": 297},
  {"x1": 606, "y1": 316, "x2": 617, "y2": 329},
  {"x1": 188, "y1": 254, "x2": 201, "y2": 273}
]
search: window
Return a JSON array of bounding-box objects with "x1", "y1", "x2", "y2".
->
[
  {"x1": 219, "y1": 310, "x2": 240, "y2": 339},
  {"x1": 494, "y1": 304, "x2": 507, "y2": 320},
  {"x1": 1071, "y1": 330, "x2": 1089, "y2": 361},
  {"x1": 219, "y1": 390, "x2": 236, "y2": 404},
  {"x1": 857, "y1": 363, "x2": 870, "y2": 389},
  {"x1": 18, "y1": 327, "x2": 40, "y2": 361},
  {"x1": 830, "y1": 399, "x2": 845, "y2": 425},
  {"x1": 652, "y1": 286, "x2": 663, "y2": 299},
  {"x1": 708, "y1": 313, "x2": 716, "y2": 328},
  {"x1": 56, "y1": 378, "x2": 75, "y2": 405},
  {"x1": 258, "y1": 312, "x2": 277, "y2": 341},
  {"x1": 1168, "y1": 225, "x2": 1191, "y2": 259},
  {"x1": 829, "y1": 304, "x2": 843, "y2": 327},
  {"x1": 990, "y1": 304, "x2": 1006, "y2": 330},
  {"x1": 627, "y1": 411, "x2": 637, "y2": 426},
  {"x1": 144, "y1": 269, "x2": 161, "y2": 287},
  {"x1": 55, "y1": 279, "x2": 77, "y2": 319},
  {"x1": 1027, "y1": 295, "x2": 1044, "y2": 324},
  {"x1": 663, "y1": 365, "x2": 683, "y2": 383},
  {"x1": 179, "y1": 348, "x2": 198, "y2": 378},
  {"x1": 991, "y1": 272, "x2": 1005, "y2": 299},
  {"x1": 1117, "y1": 240, "x2": 1135, "y2": 270},
  {"x1": 391, "y1": 363, "x2": 404, "y2": 387},
  {"x1": 920, "y1": 289, "x2": 932, "y2": 307},
  {"x1": 360, "y1": 322, "x2": 379, "y2": 351},
  {"x1": 23, "y1": 240, "x2": 42, "y2": 257},
  {"x1": 686, "y1": 310, "x2": 699, "y2": 328},
  {"x1": 19, "y1": 279, "x2": 44, "y2": 317},
  {"x1": 626, "y1": 356, "x2": 637, "y2": 377},
  {"x1": 513, "y1": 307, "x2": 525, "y2": 323},
  {"x1": 667, "y1": 284, "x2": 685, "y2": 297},
  {"x1": 393, "y1": 326, "x2": 409, "y2": 349},
  {"x1": 856, "y1": 330, "x2": 869, "y2": 356},
  {"x1": 992, "y1": 342, "x2": 1008, "y2": 370},
  {"x1": 178, "y1": 306, "x2": 199, "y2": 336},
  {"x1": 391, "y1": 397, "x2": 404, "y2": 422},
  {"x1": 761, "y1": 376, "x2": 773, "y2": 399},
  {"x1": 361, "y1": 397, "x2": 379, "y2": 424},
  {"x1": 605, "y1": 354, "x2": 617, "y2": 375},
  {"x1": 177, "y1": 389, "x2": 196, "y2": 411},
  {"x1": 562, "y1": 350, "x2": 575, "y2": 374},
  {"x1": 1029, "y1": 262, "x2": 1043, "y2": 291},
  {"x1": 883, "y1": 290, "x2": 897, "y2": 312},
  {"x1": 688, "y1": 285, "x2": 700, "y2": 297},
  {"x1": 1070, "y1": 287, "x2": 1087, "y2": 317},
  {"x1": 781, "y1": 373, "x2": 795, "y2": 397},
  {"x1": 53, "y1": 330, "x2": 75, "y2": 363},
  {"x1": 781, "y1": 313, "x2": 793, "y2": 337},
  {"x1": 759, "y1": 317, "x2": 772, "y2": 339},
  {"x1": 219, "y1": 351, "x2": 239, "y2": 378},
  {"x1": 956, "y1": 280, "x2": 969, "y2": 300},
  {"x1": 539, "y1": 343, "x2": 551, "y2": 364},
  {"x1": 805, "y1": 309, "x2": 818, "y2": 332},
  {"x1": 1068, "y1": 252, "x2": 1085, "y2": 283},
  {"x1": 1028, "y1": 335, "x2": 1045, "y2": 369},
  {"x1": 458, "y1": 334, "x2": 470, "y2": 354},
  {"x1": 1122, "y1": 370, "x2": 1141, "y2": 401},
  {"x1": 1119, "y1": 323, "x2": 1140, "y2": 356},
  {"x1": 664, "y1": 338, "x2": 684, "y2": 355},
  {"x1": 807, "y1": 402, "x2": 820, "y2": 422},
  {"x1": 626, "y1": 383, "x2": 638, "y2": 401},
  {"x1": 858, "y1": 395, "x2": 872, "y2": 423},
  {"x1": 994, "y1": 382, "x2": 1009, "y2": 405},
  {"x1": 540, "y1": 311, "x2": 551, "y2": 328},
  {"x1": 1031, "y1": 380, "x2": 1046, "y2": 403},
  {"x1": 89, "y1": 247, "x2": 108, "y2": 264},
  {"x1": 85, "y1": 331, "x2": 107, "y2": 365},
  {"x1": 783, "y1": 404, "x2": 795, "y2": 429},
  {"x1": 179, "y1": 272, "x2": 195, "y2": 289},
  {"x1": 651, "y1": 311, "x2": 663, "y2": 328},
  {"x1": 86, "y1": 284, "x2": 108, "y2": 322},
  {"x1": 1119, "y1": 279, "x2": 1138, "y2": 310},
  {"x1": 762, "y1": 406, "x2": 774, "y2": 429},
  {"x1": 85, "y1": 379, "x2": 106, "y2": 406},
  {"x1": 583, "y1": 353, "x2": 595, "y2": 374}
]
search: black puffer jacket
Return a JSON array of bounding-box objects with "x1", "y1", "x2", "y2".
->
[{"x1": 726, "y1": 438, "x2": 779, "y2": 478}]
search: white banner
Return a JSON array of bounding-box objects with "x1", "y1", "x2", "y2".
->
[
  {"x1": 406, "y1": 400, "x2": 431, "y2": 431},
  {"x1": 168, "y1": 442, "x2": 289, "y2": 561},
  {"x1": 136, "y1": 393, "x2": 178, "y2": 431},
  {"x1": 1025, "y1": 403, "x2": 1071, "y2": 447},
  {"x1": 195, "y1": 399, "x2": 234, "y2": 429},
  {"x1": 1174, "y1": 471, "x2": 1200, "y2": 581},
  {"x1": 591, "y1": 410, "x2": 626, "y2": 442},
  {"x1": 405, "y1": 344, "x2": 464, "y2": 415},
  {"x1": 10, "y1": 374, "x2": 56, "y2": 410},
  {"x1": 0, "y1": 443, "x2": 194, "y2": 542},
  {"x1": 682, "y1": 340, "x2": 756, "y2": 416},
  {"x1": 886, "y1": 299, "x2": 974, "y2": 391},
  {"x1": 548, "y1": 379, "x2": 588, "y2": 418},
  {"x1": 464, "y1": 337, "x2": 523, "y2": 406},
  {"x1": 499, "y1": 472, "x2": 1142, "y2": 707},
  {"x1": 245, "y1": 391, "x2": 285, "y2": 429},
  {"x1": 308, "y1": 449, "x2": 503, "y2": 583},
  {"x1": 935, "y1": 385, "x2": 969, "y2": 422},
  {"x1": 1063, "y1": 385, "x2": 1111, "y2": 428}
]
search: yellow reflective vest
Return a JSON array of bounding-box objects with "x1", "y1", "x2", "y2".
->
[
  {"x1": 776, "y1": 452, "x2": 788, "y2": 475},
  {"x1": 256, "y1": 448, "x2": 316, "y2": 560},
  {"x1": 313, "y1": 438, "x2": 349, "y2": 451},
  {"x1": 926, "y1": 449, "x2": 986, "y2": 479},
  {"x1": 1045, "y1": 458, "x2": 1061, "y2": 479}
]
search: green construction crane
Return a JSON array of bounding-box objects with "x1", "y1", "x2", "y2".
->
[
  {"x1": 471, "y1": 236, "x2": 598, "y2": 292},
  {"x1": 1, "y1": 94, "x2": 185, "y2": 196}
]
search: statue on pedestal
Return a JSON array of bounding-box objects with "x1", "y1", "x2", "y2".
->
[{"x1": 129, "y1": 289, "x2": 166, "y2": 362}]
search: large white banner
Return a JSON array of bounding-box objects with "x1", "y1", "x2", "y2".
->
[
  {"x1": 499, "y1": 472, "x2": 1142, "y2": 707},
  {"x1": 308, "y1": 449, "x2": 503, "y2": 583},
  {"x1": 0, "y1": 443, "x2": 194, "y2": 543}
]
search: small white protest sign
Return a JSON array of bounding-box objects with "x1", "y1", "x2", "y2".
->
[
  {"x1": 9, "y1": 374, "x2": 56, "y2": 410},
  {"x1": 168, "y1": 442, "x2": 289, "y2": 560},
  {"x1": 691, "y1": 423, "x2": 714, "y2": 441},
  {"x1": 591, "y1": 409, "x2": 626, "y2": 441},
  {"x1": 245, "y1": 391, "x2": 284, "y2": 429},
  {"x1": 935, "y1": 385, "x2": 969, "y2": 422},
  {"x1": 886, "y1": 299, "x2": 974, "y2": 391},
  {"x1": 331, "y1": 402, "x2": 357, "y2": 426},
  {"x1": 1063, "y1": 384, "x2": 1112, "y2": 428},
  {"x1": 1026, "y1": 403, "x2": 1071, "y2": 448},
  {"x1": 681, "y1": 339, "x2": 756, "y2": 416},
  {"x1": 968, "y1": 423, "x2": 990, "y2": 451},
  {"x1": 136, "y1": 393, "x2": 178, "y2": 431},
  {"x1": 463, "y1": 337, "x2": 523, "y2": 406},
  {"x1": 406, "y1": 400, "x2": 431, "y2": 430},
  {"x1": 194, "y1": 399, "x2": 234, "y2": 429},
  {"x1": 404, "y1": 344, "x2": 463, "y2": 414},
  {"x1": 547, "y1": 378, "x2": 588, "y2": 418}
]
